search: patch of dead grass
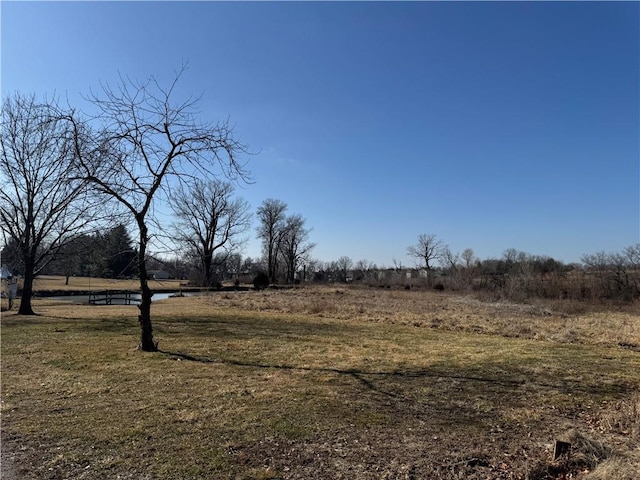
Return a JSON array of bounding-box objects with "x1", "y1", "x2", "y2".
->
[
  {"x1": 29, "y1": 274, "x2": 185, "y2": 292},
  {"x1": 192, "y1": 286, "x2": 640, "y2": 349}
]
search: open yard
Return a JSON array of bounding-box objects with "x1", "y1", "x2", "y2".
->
[
  {"x1": 27, "y1": 275, "x2": 187, "y2": 293},
  {"x1": 1, "y1": 283, "x2": 639, "y2": 479}
]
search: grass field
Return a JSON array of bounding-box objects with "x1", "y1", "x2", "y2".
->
[
  {"x1": 1, "y1": 279, "x2": 639, "y2": 479},
  {"x1": 29, "y1": 275, "x2": 187, "y2": 292}
]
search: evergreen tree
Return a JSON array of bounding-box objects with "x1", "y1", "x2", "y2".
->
[{"x1": 100, "y1": 224, "x2": 137, "y2": 278}]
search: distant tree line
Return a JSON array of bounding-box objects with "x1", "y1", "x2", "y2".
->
[
  {"x1": 303, "y1": 240, "x2": 639, "y2": 305},
  {"x1": 311, "y1": 235, "x2": 640, "y2": 306}
]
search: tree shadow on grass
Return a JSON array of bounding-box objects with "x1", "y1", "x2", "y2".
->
[
  {"x1": 160, "y1": 349, "x2": 513, "y2": 396},
  {"x1": 159, "y1": 348, "x2": 636, "y2": 406}
]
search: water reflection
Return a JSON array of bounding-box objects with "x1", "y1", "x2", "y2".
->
[{"x1": 48, "y1": 291, "x2": 199, "y2": 305}]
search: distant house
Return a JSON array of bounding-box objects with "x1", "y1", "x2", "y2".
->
[
  {"x1": 0, "y1": 265, "x2": 11, "y2": 280},
  {"x1": 148, "y1": 270, "x2": 171, "y2": 280},
  {"x1": 1, "y1": 265, "x2": 18, "y2": 304}
]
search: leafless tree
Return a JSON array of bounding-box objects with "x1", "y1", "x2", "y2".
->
[
  {"x1": 624, "y1": 244, "x2": 640, "y2": 267},
  {"x1": 439, "y1": 246, "x2": 460, "y2": 270},
  {"x1": 353, "y1": 258, "x2": 374, "y2": 282},
  {"x1": 621, "y1": 244, "x2": 640, "y2": 298},
  {"x1": 278, "y1": 214, "x2": 315, "y2": 284},
  {"x1": 407, "y1": 233, "x2": 446, "y2": 271},
  {"x1": 582, "y1": 244, "x2": 640, "y2": 300},
  {"x1": 460, "y1": 247, "x2": 477, "y2": 288},
  {"x1": 461, "y1": 248, "x2": 476, "y2": 269},
  {"x1": 0, "y1": 93, "x2": 102, "y2": 315},
  {"x1": 169, "y1": 179, "x2": 251, "y2": 287},
  {"x1": 256, "y1": 198, "x2": 287, "y2": 283},
  {"x1": 335, "y1": 256, "x2": 354, "y2": 283},
  {"x1": 67, "y1": 68, "x2": 250, "y2": 351}
]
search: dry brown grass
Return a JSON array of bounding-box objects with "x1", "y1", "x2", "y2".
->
[
  {"x1": 588, "y1": 392, "x2": 640, "y2": 479},
  {"x1": 206, "y1": 285, "x2": 640, "y2": 349},
  {"x1": 30, "y1": 275, "x2": 186, "y2": 292},
  {"x1": 2, "y1": 283, "x2": 639, "y2": 479}
]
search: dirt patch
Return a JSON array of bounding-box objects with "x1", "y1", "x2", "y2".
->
[{"x1": 1, "y1": 432, "x2": 19, "y2": 480}]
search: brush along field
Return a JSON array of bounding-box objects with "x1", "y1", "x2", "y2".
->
[{"x1": 1, "y1": 284, "x2": 639, "y2": 479}]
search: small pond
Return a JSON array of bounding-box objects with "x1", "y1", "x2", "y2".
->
[{"x1": 47, "y1": 291, "x2": 203, "y2": 305}]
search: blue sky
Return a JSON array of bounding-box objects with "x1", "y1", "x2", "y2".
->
[{"x1": 2, "y1": 1, "x2": 638, "y2": 266}]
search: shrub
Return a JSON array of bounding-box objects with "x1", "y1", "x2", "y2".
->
[{"x1": 253, "y1": 271, "x2": 269, "y2": 290}]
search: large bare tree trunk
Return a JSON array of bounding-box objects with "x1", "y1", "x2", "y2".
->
[
  {"x1": 136, "y1": 221, "x2": 156, "y2": 351},
  {"x1": 17, "y1": 266, "x2": 35, "y2": 315},
  {"x1": 203, "y1": 253, "x2": 214, "y2": 287}
]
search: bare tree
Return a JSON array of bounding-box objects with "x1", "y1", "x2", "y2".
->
[
  {"x1": 354, "y1": 258, "x2": 374, "y2": 282},
  {"x1": 68, "y1": 68, "x2": 250, "y2": 351},
  {"x1": 624, "y1": 244, "x2": 640, "y2": 267},
  {"x1": 460, "y1": 247, "x2": 477, "y2": 288},
  {"x1": 440, "y1": 246, "x2": 460, "y2": 270},
  {"x1": 335, "y1": 256, "x2": 354, "y2": 283},
  {"x1": 461, "y1": 248, "x2": 476, "y2": 269},
  {"x1": 407, "y1": 233, "x2": 445, "y2": 271},
  {"x1": 256, "y1": 198, "x2": 287, "y2": 283},
  {"x1": 169, "y1": 179, "x2": 251, "y2": 287},
  {"x1": 278, "y1": 214, "x2": 315, "y2": 284},
  {"x1": 582, "y1": 244, "x2": 640, "y2": 300},
  {"x1": 0, "y1": 93, "x2": 102, "y2": 315}
]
